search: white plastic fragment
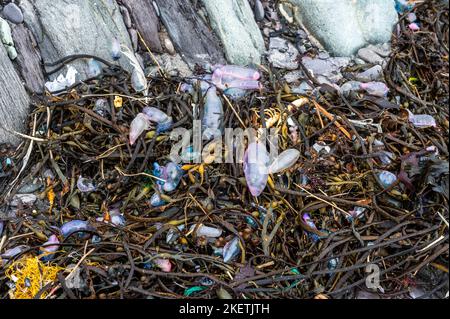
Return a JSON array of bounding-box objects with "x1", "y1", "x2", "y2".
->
[{"x1": 45, "y1": 66, "x2": 78, "y2": 93}]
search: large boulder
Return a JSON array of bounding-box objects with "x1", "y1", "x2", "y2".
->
[
  {"x1": 289, "y1": 0, "x2": 398, "y2": 57},
  {"x1": 154, "y1": 0, "x2": 225, "y2": 68},
  {"x1": 201, "y1": 0, "x2": 265, "y2": 66},
  {"x1": 11, "y1": 24, "x2": 45, "y2": 94},
  {"x1": 0, "y1": 43, "x2": 30, "y2": 145},
  {"x1": 20, "y1": 0, "x2": 134, "y2": 80},
  {"x1": 121, "y1": 0, "x2": 162, "y2": 53}
]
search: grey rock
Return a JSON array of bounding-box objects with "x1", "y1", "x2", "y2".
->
[
  {"x1": 119, "y1": 5, "x2": 132, "y2": 29},
  {"x1": 358, "y1": 47, "x2": 384, "y2": 65},
  {"x1": 20, "y1": 0, "x2": 134, "y2": 80},
  {"x1": 5, "y1": 45, "x2": 17, "y2": 60},
  {"x1": 0, "y1": 17, "x2": 14, "y2": 45},
  {"x1": 11, "y1": 24, "x2": 45, "y2": 93},
  {"x1": 289, "y1": 0, "x2": 397, "y2": 56},
  {"x1": 340, "y1": 81, "x2": 362, "y2": 95},
  {"x1": 356, "y1": 65, "x2": 383, "y2": 82},
  {"x1": 284, "y1": 70, "x2": 305, "y2": 83},
  {"x1": 291, "y1": 81, "x2": 313, "y2": 94},
  {"x1": 366, "y1": 43, "x2": 391, "y2": 58},
  {"x1": 0, "y1": 43, "x2": 30, "y2": 145},
  {"x1": 2, "y1": 3, "x2": 24, "y2": 24},
  {"x1": 302, "y1": 56, "x2": 350, "y2": 83},
  {"x1": 155, "y1": 0, "x2": 225, "y2": 67},
  {"x1": 146, "y1": 53, "x2": 192, "y2": 78},
  {"x1": 201, "y1": 0, "x2": 265, "y2": 65},
  {"x1": 268, "y1": 37, "x2": 299, "y2": 70},
  {"x1": 129, "y1": 28, "x2": 138, "y2": 51},
  {"x1": 121, "y1": 0, "x2": 162, "y2": 52},
  {"x1": 254, "y1": 0, "x2": 265, "y2": 22}
]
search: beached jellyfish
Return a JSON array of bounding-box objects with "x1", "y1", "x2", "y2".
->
[
  {"x1": 243, "y1": 142, "x2": 270, "y2": 197},
  {"x1": 268, "y1": 149, "x2": 300, "y2": 174},
  {"x1": 190, "y1": 224, "x2": 223, "y2": 238},
  {"x1": 39, "y1": 235, "x2": 60, "y2": 262},
  {"x1": 150, "y1": 192, "x2": 167, "y2": 207},
  {"x1": 154, "y1": 258, "x2": 172, "y2": 272},
  {"x1": 223, "y1": 237, "x2": 241, "y2": 263},
  {"x1": 129, "y1": 113, "x2": 151, "y2": 145},
  {"x1": 202, "y1": 87, "x2": 224, "y2": 141},
  {"x1": 212, "y1": 65, "x2": 260, "y2": 82},
  {"x1": 153, "y1": 162, "x2": 183, "y2": 193},
  {"x1": 409, "y1": 23, "x2": 420, "y2": 31},
  {"x1": 162, "y1": 162, "x2": 184, "y2": 192},
  {"x1": 378, "y1": 171, "x2": 397, "y2": 189},
  {"x1": 111, "y1": 37, "x2": 121, "y2": 60},
  {"x1": 142, "y1": 107, "x2": 173, "y2": 133},
  {"x1": 166, "y1": 225, "x2": 185, "y2": 244},
  {"x1": 60, "y1": 220, "x2": 92, "y2": 238},
  {"x1": 223, "y1": 80, "x2": 262, "y2": 90},
  {"x1": 303, "y1": 214, "x2": 321, "y2": 242},
  {"x1": 87, "y1": 59, "x2": 102, "y2": 78},
  {"x1": 77, "y1": 176, "x2": 96, "y2": 193}
]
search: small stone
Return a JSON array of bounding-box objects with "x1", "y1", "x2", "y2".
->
[
  {"x1": 254, "y1": 0, "x2": 265, "y2": 22},
  {"x1": 291, "y1": 81, "x2": 313, "y2": 94},
  {"x1": 358, "y1": 47, "x2": 384, "y2": 65},
  {"x1": 302, "y1": 56, "x2": 350, "y2": 83},
  {"x1": 2, "y1": 3, "x2": 24, "y2": 24},
  {"x1": 366, "y1": 43, "x2": 391, "y2": 57},
  {"x1": 268, "y1": 37, "x2": 299, "y2": 70},
  {"x1": 284, "y1": 70, "x2": 305, "y2": 83},
  {"x1": 128, "y1": 28, "x2": 138, "y2": 51},
  {"x1": 5, "y1": 45, "x2": 17, "y2": 60},
  {"x1": 161, "y1": 33, "x2": 176, "y2": 55},
  {"x1": 0, "y1": 17, "x2": 14, "y2": 45},
  {"x1": 340, "y1": 81, "x2": 362, "y2": 95},
  {"x1": 119, "y1": 5, "x2": 132, "y2": 28},
  {"x1": 355, "y1": 65, "x2": 383, "y2": 82}
]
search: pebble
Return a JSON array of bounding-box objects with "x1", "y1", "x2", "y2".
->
[
  {"x1": 356, "y1": 65, "x2": 383, "y2": 82},
  {"x1": 2, "y1": 3, "x2": 24, "y2": 24},
  {"x1": 268, "y1": 37, "x2": 299, "y2": 70},
  {"x1": 128, "y1": 28, "x2": 138, "y2": 51},
  {"x1": 161, "y1": 33, "x2": 176, "y2": 55},
  {"x1": 10, "y1": 194, "x2": 37, "y2": 207},
  {"x1": 254, "y1": 0, "x2": 265, "y2": 22},
  {"x1": 357, "y1": 47, "x2": 384, "y2": 65},
  {"x1": 119, "y1": 6, "x2": 132, "y2": 29},
  {"x1": 340, "y1": 81, "x2": 362, "y2": 95},
  {"x1": 302, "y1": 56, "x2": 349, "y2": 83},
  {"x1": 291, "y1": 81, "x2": 313, "y2": 94}
]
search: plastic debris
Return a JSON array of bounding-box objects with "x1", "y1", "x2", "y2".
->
[{"x1": 44, "y1": 66, "x2": 78, "y2": 93}]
